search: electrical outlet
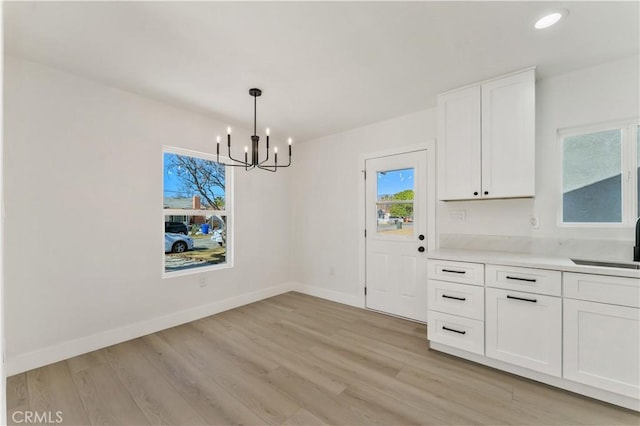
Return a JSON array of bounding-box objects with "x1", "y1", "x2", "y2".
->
[
  {"x1": 329, "y1": 267, "x2": 335, "y2": 277},
  {"x1": 199, "y1": 275, "x2": 207, "y2": 287},
  {"x1": 450, "y1": 210, "x2": 466, "y2": 223},
  {"x1": 529, "y1": 216, "x2": 540, "y2": 229}
]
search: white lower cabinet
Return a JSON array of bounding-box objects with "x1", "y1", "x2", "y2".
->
[
  {"x1": 485, "y1": 287, "x2": 562, "y2": 376},
  {"x1": 427, "y1": 257, "x2": 640, "y2": 410},
  {"x1": 564, "y1": 294, "x2": 640, "y2": 398},
  {"x1": 427, "y1": 310, "x2": 484, "y2": 355}
]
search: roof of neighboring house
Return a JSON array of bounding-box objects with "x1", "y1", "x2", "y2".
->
[{"x1": 164, "y1": 197, "x2": 194, "y2": 209}]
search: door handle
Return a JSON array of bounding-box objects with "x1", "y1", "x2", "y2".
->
[
  {"x1": 418, "y1": 246, "x2": 425, "y2": 253},
  {"x1": 507, "y1": 295, "x2": 537, "y2": 303}
]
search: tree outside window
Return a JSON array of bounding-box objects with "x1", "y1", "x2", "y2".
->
[{"x1": 163, "y1": 147, "x2": 232, "y2": 275}]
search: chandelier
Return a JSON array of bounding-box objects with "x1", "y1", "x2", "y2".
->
[{"x1": 216, "y1": 88, "x2": 292, "y2": 172}]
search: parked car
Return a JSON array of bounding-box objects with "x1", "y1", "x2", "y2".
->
[
  {"x1": 165, "y1": 221, "x2": 188, "y2": 235},
  {"x1": 211, "y1": 229, "x2": 225, "y2": 246},
  {"x1": 165, "y1": 233, "x2": 194, "y2": 253}
]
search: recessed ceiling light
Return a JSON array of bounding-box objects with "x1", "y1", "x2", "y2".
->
[{"x1": 534, "y1": 10, "x2": 568, "y2": 29}]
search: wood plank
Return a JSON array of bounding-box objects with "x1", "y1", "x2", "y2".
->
[
  {"x1": 191, "y1": 318, "x2": 280, "y2": 374},
  {"x1": 512, "y1": 377, "x2": 640, "y2": 425},
  {"x1": 265, "y1": 366, "x2": 372, "y2": 425},
  {"x1": 282, "y1": 408, "x2": 328, "y2": 426},
  {"x1": 71, "y1": 363, "x2": 150, "y2": 425},
  {"x1": 161, "y1": 329, "x2": 300, "y2": 425},
  {"x1": 66, "y1": 350, "x2": 108, "y2": 375},
  {"x1": 6, "y1": 374, "x2": 29, "y2": 426},
  {"x1": 135, "y1": 334, "x2": 267, "y2": 426},
  {"x1": 26, "y1": 362, "x2": 90, "y2": 426},
  {"x1": 102, "y1": 340, "x2": 208, "y2": 425},
  {"x1": 214, "y1": 317, "x2": 348, "y2": 395}
]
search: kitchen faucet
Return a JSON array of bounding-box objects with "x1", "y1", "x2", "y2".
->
[{"x1": 635, "y1": 217, "x2": 640, "y2": 262}]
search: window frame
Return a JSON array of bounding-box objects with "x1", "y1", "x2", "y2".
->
[
  {"x1": 558, "y1": 119, "x2": 639, "y2": 228},
  {"x1": 162, "y1": 146, "x2": 234, "y2": 277}
]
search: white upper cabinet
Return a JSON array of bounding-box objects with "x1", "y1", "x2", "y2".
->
[
  {"x1": 438, "y1": 68, "x2": 535, "y2": 201},
  {"x1": 437, "y1": 85, "x2": 482, "y2": 200}
]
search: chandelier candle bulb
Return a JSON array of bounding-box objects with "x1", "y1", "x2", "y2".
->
[
  {"x1": 288, "y1": 138, "x2": 292, "y2": 156},
  {"x1": 216, "y1": 136, "x2": 220, "y2": 155},
  {"x1": 266, "y1": 128, "x2": 270, "y2": 149}
]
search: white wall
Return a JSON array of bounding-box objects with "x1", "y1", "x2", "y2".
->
[
  {"x1": 438, "y1": 55, "x2": 639, "y2": 241},
  {"x1": 289, "y1": 109, "x2": 437, "y2": 305},
  {"x1": 1, "y1": 6, "x2": 6, "y2": 423},
  {"x1": 291, "y1": 55, "x2": 639, "y2": 303},
  {"x1": 3, "y1": 56, "x2": 293, "y2": 374}
]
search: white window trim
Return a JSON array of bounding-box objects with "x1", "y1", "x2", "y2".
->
[
  {"x1": 557, "y1": 118, "x2": 639, "y2": 228},
  {"x1": 162, "y1": 146, "x2": 234, "y2": 278}
]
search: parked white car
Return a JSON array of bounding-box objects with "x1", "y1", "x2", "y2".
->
[
  {"x1": 211, "y1": 229, "x2": 225, "y2": 246},
  {"x1": 165, "y1": 233, "x2": 194, "y2": 253}
]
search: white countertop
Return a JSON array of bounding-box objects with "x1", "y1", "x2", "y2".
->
[{"x1": 427, "y1": 248, "x2": 640, "y2": 279}]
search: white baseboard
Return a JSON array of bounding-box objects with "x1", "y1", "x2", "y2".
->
[
  {"x1": 6, "y1": 282, "x2": 297, "y2": 376},
  {"x1": 295, "y1": 284, "x2": 364, "y2": 308}
]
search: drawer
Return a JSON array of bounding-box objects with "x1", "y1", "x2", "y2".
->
[
  {"x1": 428, "y1": 279, "x2": 484, "y2": 320},
  {"x1": 427, "y1": 310, "x2": 484, "y2": 355},
  {"x1": 564, "y1": 272, "x2": 640, "y2": 308},
  {"x1": 485, "y1": 264, "x2": 561, "y2": 296},
  {"x1": 428, "y1": 259, "x2": 484, "y2": 286}
]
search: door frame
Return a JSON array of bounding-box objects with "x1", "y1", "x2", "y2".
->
[{"x1": 357, "y1": 141, "x2": 437, "y2": 309}]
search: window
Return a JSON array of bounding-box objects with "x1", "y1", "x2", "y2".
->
[
  {"x1": 163, "y1": 147, "x2": 232, "y2": 275},
  {"x1": 560, "y1": 120, "x2": 639, "y2": 226},
  {"x1": 376, "y1": 168, "x2": 414, "y2": 236}
]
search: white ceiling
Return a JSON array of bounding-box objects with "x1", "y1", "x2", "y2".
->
[{"x1": 4, "y1": 1, "x2": 639, "y2": 143}]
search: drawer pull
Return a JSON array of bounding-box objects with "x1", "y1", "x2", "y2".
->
[
  {"x1": 442, "y1": 294, "x2": 466, "y2": 301},
  {"x1": 506, "y1": 275, "x2": 537, "y2": 283},
  {"x1": 442, "y1": 269, "x2": 466, "y2": 274},
  {"x1": 442, "y1": 326, "x2": 466, "y2": 335},
  {"x1": 507, "y1": 295, "x2": 537, "y2": 303}
]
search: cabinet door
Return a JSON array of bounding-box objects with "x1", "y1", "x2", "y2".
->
[
  {"x1": 481, "y1": 69, "x2": 535, "y2": 198},
  {"x1": 486, "y1": 288, "x2": 561, "y2": 376},
  {"x1": 564, "y1": 299, "x2": 640, "y2": 398},
  {"x1": 437, "y1": 85, "x2": 481, "y2": 200}
]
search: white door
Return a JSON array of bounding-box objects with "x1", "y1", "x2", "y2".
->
[
  {"x1": 563, "y1": 298, "x2": 639, "y2": 398},
  {"x1": 437, "y1": 85, "x2": 482, "y2": 200},
  {"x1": 485, "y1": 288, "x2": 562, "y2": 377},
  {"x1": 365, "y1": 150, "x2": 428, "y2": 322},
  {"x1": 481, "y1": 69, "x2": 535, "y2": 198}
]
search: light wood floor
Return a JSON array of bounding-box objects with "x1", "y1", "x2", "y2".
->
[{"x1": 6, "y1": 292, "x2": 640, "y2": 425}]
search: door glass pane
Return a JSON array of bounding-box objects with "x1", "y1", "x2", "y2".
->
[
  {"x1": 376, "y1": 168, "x2": 414, "y2": 235},
  {"x1": 562, "y1": 129, "x2": 622, "y2": 223}
]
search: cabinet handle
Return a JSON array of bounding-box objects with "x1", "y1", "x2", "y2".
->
[
  {"x1": 484, "y1": 191, "x2": 489, "y2": 195},
  {"x1": 442, "y1": 326, "x2": 466, "y2": 335},
  {"x1": 506, "y1": 275, "x2": 537, "y2": 283},
  {"x1": 442, "y1": 294, "x2": 466, "y2": 301},
  {"x1": 442, "y1": 269, "x2": 466, "y2": 274},
  {"x1": 506, "y1": 295, "x2": 537, "y2": 303},
  {"x1": 473, "y1": 191, "x2": 479, "y2": 196}
]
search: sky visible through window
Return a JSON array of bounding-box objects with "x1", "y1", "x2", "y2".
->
[
  {"x1": 163, "y1": 152, "x2": 225, "y2": 206},
  {"x1": 377, "y1": 168, "x2": 414, "y2": 199}
]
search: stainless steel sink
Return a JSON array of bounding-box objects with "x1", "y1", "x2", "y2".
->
[{"x1": 571, "y1": 259, "x2": 640, "y2": 270}]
